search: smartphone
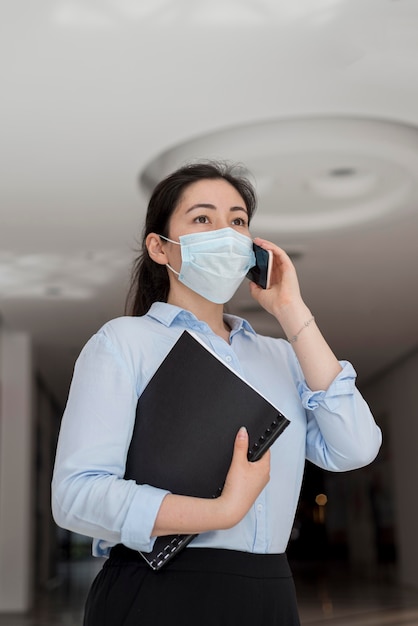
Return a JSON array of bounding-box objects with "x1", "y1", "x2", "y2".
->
[{"x1": 246, "y1": 243, "x2": 273, "y2": 289}]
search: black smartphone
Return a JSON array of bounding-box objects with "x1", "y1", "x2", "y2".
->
[{"x1": 246, "y1": 243, "x2": 273, "y2": 289}]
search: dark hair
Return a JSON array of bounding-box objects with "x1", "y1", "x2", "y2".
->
[{"x1": 125, "y1": 160, "x2": 257, "y2": 316}]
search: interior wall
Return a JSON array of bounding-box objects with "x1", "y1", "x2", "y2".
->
[
  {"x1": 363, "y1": 348, "x2": 418, "y2": 588},
  {"x1": 34, "y1": 376, "x2": 63, "y2": 589},
  {"x1": 0, "y1": 329, "x2": 34, "y2": 612}
]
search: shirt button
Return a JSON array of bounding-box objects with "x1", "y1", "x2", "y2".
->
[
  {"x1": 257, "y1": 504, "x2": 263, "y2": 513},
  {"x1": 225, "y1": 355, "x2": 232, "y2": 363}
]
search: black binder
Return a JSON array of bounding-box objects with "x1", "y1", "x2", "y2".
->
[{"x1": 124, "y1": 330, "x2": 290, "y2": 570}]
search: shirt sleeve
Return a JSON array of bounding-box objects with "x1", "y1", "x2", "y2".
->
[
  {"x1": 51, "y1": 330, "x2": 170, "y2": 553},
  {"x1": 299, "y1": 361, "x2": 382, "y2": 471}
]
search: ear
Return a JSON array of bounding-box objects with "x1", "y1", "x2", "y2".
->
[{"x1": 146, "y1": 233, "x2": 168, "y2": 266}]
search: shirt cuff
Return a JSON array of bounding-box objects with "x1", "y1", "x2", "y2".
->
[
  {"x1": 120, "y1": 483, "x2": 171, "y2": 553},
  {"x1": 298, "y1": 361, "x2": 357, "y2": 412}
]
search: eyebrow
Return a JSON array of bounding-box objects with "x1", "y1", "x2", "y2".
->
[{"x1": 185, "y1": 203, "x2": 248, "y2": 214}]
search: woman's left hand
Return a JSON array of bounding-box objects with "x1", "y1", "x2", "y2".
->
[{"x1": 248, "y1": 237, "x2": 303, "y2": 317}]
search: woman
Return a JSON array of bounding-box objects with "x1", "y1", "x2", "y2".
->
[{"x1": 52, "y1": 160, "x2": 382, "y2": 625}]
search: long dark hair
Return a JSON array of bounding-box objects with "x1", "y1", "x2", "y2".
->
[{"x1": 125, "y1": 160, "x2": 257, "y2": 316}]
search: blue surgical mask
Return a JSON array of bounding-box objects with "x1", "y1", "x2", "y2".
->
[{"x1": 160, "y1": 227, "x2": 256, "y2": 304}]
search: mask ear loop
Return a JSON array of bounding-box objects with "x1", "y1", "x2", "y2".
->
[
  {"x1": 158, "y1": 235, "x2": 181, "y2": 276},
  {"x1": 159, "y1": 234, "x2": 180, "y2": 245},
  {"x1": 167, "y1": 265, "x2": 180, "y2": 277}
]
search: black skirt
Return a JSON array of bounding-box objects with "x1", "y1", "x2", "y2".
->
[{"x1": 84, "y1": 545, "x2": 301, "y2": 626}]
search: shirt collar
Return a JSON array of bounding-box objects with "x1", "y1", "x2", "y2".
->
[{"x1": 146, "y1": 302, "x2": 256, "y2": 336}]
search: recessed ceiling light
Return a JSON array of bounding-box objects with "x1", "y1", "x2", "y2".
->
[
  {"x1": 307, "y1": 167, "x2": 377, "y2": 198},
  {"x1": 330, "y1": 167, "x2": 357, "y2": 177}
]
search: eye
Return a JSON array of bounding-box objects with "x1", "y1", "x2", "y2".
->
[
  {"x1": 232, "y1": 216, "x2": 247, "y2": 227},
  {"x1": 194, "y1": 215, "x2": 210, "y2": 224}
]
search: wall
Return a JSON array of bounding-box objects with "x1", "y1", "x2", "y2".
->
[
  {"x1": 34, "y1": 376, "x2": 63, "y2": 588},
  {"x1": 363, "y1": 348, "x2": 418, "y2": 588},
  {"x1": 0, "y1": 328, "x2": 34, "y2": 612}
]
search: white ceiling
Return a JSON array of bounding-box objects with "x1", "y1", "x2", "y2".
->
[{"x1": 1, "y1": 0, "x2": 418, "y2": 407}]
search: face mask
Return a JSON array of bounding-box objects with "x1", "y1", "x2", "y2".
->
[{"x1": 160, "y1": 227, "x2": 256, "y2": 304}]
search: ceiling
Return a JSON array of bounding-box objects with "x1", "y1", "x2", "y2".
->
[{"x1": 1, "y1": 0, "x2": 418, "y2": 408}]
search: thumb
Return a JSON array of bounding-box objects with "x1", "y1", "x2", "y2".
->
[{"x1": 233, "y1": 426, "x2": 249, "y2": 457}]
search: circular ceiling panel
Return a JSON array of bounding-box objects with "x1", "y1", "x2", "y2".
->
[{"x1": 140, "y1": 117, "x2": 418, "y2": 236}]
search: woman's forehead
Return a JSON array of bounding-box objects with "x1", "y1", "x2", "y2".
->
[{"x1": 176, "y1": 178, "x2": 246, "y2": 211}]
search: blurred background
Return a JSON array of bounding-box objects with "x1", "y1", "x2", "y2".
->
[{"x1": 1, "y1": 1, "x2": 418, "y2": 623}]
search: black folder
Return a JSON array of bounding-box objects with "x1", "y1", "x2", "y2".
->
[{"x1": 124, "y1": 330, "x2": 290, "y2": 570}]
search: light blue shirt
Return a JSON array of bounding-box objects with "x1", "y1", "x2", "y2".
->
[{"x1": 51, "y1": 302, "x2": 382, "y2": 557}]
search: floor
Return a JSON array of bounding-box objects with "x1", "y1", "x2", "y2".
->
[
  {"x1": 295, "y1": 561, "x2": 418, "y2": 626},
  {"x1": 1, "y1": 558, "x2": 418, "y2": 625}
]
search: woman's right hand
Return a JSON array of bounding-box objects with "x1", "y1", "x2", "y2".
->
[
  {"x1": 218, "y1": 427, "x2": 271, "y2": 528},
  {"x1": 152, "y1": 427, "x2": 270, "y2": 537}
]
